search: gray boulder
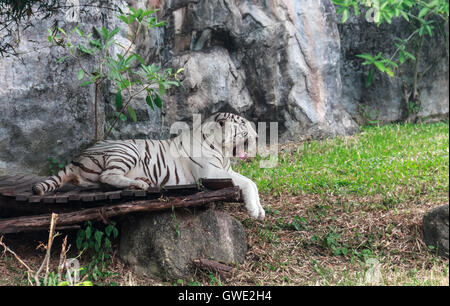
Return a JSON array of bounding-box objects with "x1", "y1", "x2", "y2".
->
[
  {"x1": 119, "y1": 208, "x2": 247, "y2": 281},
  {"x1": 423, "y1": 205, "x2": 449, "y2": 257}
]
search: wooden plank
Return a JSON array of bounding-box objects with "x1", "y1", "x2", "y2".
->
[
  {"x1": 146, "y1": 187, "x2": 161, "y2": 195},
  {"x1": 121, "y1": 189, "x2": 135, "y2": 197},
  {"x1": 80, "y1": 192, "x2": 95, "y2": 202},
  {"x1": 104, "y1": 190, "x2": 122, "y2": 200},
  {"x1": 28, "y1": 195, "x2": 43, "y2": 203},
  {"x1": 15, "y1": 192, "x2": 33, "y2": 202},
  {"x1": 42, "y1": 194, "x2": 57, "y2": 204},
  {"x1": 54, "y1": 194, "x2": 70, "y2": 203},
  {"x1": 164, "y1": 184, "x2": 199, "y2": 191},
  {"x1": 94, "y1": 192, "x2": 107, "y2": 201},
  {"x1": 68, "y1": 192, "x2": 82, "y2": 202}
]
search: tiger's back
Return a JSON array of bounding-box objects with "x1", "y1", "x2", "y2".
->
[{"x1": 32, "y1": 138, "x2": 192, "y2": 195}]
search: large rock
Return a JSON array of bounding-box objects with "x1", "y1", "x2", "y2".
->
[
  {"x1": 423, "y1": 205, "x2": 449, "y2": 258},
  {"x1": 338, "y1": 15, "x2": 449, "y2": 124},
  {"x1": 119, "y1": 208, "x2": 247, "y2": 280}
]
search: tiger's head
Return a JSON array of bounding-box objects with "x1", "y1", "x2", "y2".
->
[{"x1": 203, "y1": 113, "x2": 258, "y2": 159}]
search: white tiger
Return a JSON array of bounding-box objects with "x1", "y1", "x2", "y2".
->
[{"x1": 32, "y1": 113, "x2": 265, "y2": 220}]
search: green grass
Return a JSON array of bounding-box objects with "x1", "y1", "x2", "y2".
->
[{"x1": 237, "y1": 122, "x2": 449, "y2": 200}]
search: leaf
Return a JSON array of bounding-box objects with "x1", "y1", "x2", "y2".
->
[
  {"x1": 341, "y1": 8, "x2": 349, "y2": 23},
  {"x1": 146, "y1": 94, "x2": 155, "y2": 110},
  {"x1": 85, "y1": 226, "x2": 92, "y2": 239},
  {"x1": 404, "y1": 51, "x2": 416, "y2": 61},
  {"x1": 77, "y1": 44, "x2": 94, "y2": 55},
  {"x1": 115, "y1": 91, "x2": 123, "y2": 111},
  {"x1": 76, "y1": 236, "x2": 83, "y2": 250},
  {"x1": 374, "y1": 61, "x2": 386, "y2": 72},
  {"x1": 57, "y1": 27, "x2": 67, "y2": 36},
  {"x1": 418, "y1": 7, "x2": 430, "y2": 19},
  {"x1": 159, "y1": 82, "x2": 165, "y2": 96},
  {"x1": 119, "y1": 113, "x2": 127, "y2": 121},
  {"x1": 80, "y1": 80, "x2": 93, "y2": 87},
  {"x1": 128, "y1": 106, "x2": 137, "y2": 122},
  {"x1": 399, "y1": 52, "x2": 405, "y2": 64},
  {"x1": 112, "y1": 227, "x2": 119, "y2": 239},
  {"x1": 75, "y1": 27, "x2": 84, "y2": 37},
  {"x1": 110, "y1": 27, "x2": 120, "y2": 38},
  {"x1": 365, "y1": 67, "x2": 375, "y2": 88},
  {"x1": 56, "y1": 56, "x2": 68, "y2": 63},
  {"x1": 154, "y1": 93, "x2": 162, "y2": 108},
  {"x1": 94, "y1": 230, "x2": 103, "y2": 245},
  {"x1": 77, "y1": 69, "x2": 85, "y2": 81},
  {"x1": 105, "y1": 225, "x2": 113, "y2": 237}
]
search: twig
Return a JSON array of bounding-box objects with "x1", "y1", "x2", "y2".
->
[
  {"x1": 34, "y1": 213, "x2": 59, "y2": 286},
  {"x1": 57, "y1": 236, "x2": 68, "y2": 284},
  {"x1": 0, "y1": 236, "x2": 34, "y2": 285},
  {"x1": 193, "y1": 258, "x2": 235, "y2": 280}
]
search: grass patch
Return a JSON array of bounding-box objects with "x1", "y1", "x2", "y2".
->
[{"x1": 237, "y1": 122, "x2": 449, "y2": 202}]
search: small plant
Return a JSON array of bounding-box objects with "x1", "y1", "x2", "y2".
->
[
  {"x1": 47, "y1": 157, "x2": 65, "y2": 175},
  {"x1": 322, "y1": 229, "x2": 349, "y2": 257},
  {"x1": 47, "y1": 6, "x2": 184, "y2": 141},
  {"x1": 333, "y1": 0, "x2": 449, "y2": 121},
  {"x1": 76, "y1": 221, "x2": 119, "y2": 282}
]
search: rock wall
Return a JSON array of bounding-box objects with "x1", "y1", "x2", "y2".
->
[
  {"x1": 338, "y1": 15, "x2": 449, "y2": 124},
  {"x1": 158, "y1": 0, "x2": 359, "y2": 142},
  {"x1": 0, "y1": 1, "x2": 112, "y2": 175}
]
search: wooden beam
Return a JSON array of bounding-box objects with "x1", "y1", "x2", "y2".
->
[{"x1": 0, "y1": 187, "x2": 242, "y2": 234}]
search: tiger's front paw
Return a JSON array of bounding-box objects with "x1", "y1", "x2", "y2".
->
[
  {"x1": 245, "y1": 200, "x2": 265, "y2": 220},
  {"x1": 132, "y1": 180, "x2": 149, "y2": 190}
]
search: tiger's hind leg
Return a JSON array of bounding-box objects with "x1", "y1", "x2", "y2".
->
[{"x1": 99, "y1": 168, "x2": 149, "y2": 190}]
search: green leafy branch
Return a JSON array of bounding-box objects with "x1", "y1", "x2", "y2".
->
[
  {"x1": 334, "y1": 0, "x2": 449, "y2": 86},
  {"x1": 48, "y1": 6, "x2": 184, "y2": 142}
]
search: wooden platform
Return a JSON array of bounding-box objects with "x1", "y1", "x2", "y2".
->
[
  {"x1": 0, "y1": 174, "x2": 233, "y2": 204},
  {"x1": 0, "y1": 175, "x2": 242, "y2": 233}
]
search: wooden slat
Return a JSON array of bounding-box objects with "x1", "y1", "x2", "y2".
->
[
  {"x1": 80, "y1": 192, "x2": 95, "y2": 202},
  {"x1": 164, "y1": 184, "x2": 199, "y2": 191},
  {"x1": 104, "y1": 190, "x2": 122, "y2": 200},
  {"x1": 42, "y1": 194, "x2": 57, "y2": 204},
  {"x1": 146, "y1": 187, "x2": 161, "y2": 194},
  {"x1": 68, "y1": 191, "x2": 82, "y2": 202},
  {"x1": 201, "y1": 178, "x2": 234, "y2": 190},
  {"x1": 94, "y1": 192, "x2": 107, "y2": 201},
  {"x1": 28, "y1": 195, "x2": 44, "y2": 203},
  {"x1": 55, "y1": 194, "x2": 70, "y2": 203},
  {"x1": 121, "y1": 189, "x2": 134, "y2": 197},
  {"x1": 15, "y1": 192, "x2": 33, "y2": 202}
]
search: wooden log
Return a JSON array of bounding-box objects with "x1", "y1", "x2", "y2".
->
[
  {"x1": 0, "y1": 187, "x2": 242, "y2": 234},
  {"x1": 193, "y1": 258, "x2": 235, "y2": 279}
]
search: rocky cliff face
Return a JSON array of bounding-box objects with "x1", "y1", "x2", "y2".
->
[
  {"x1": 0, "y1": 3, "x2": 110, "y2": 175},
  {"x1": 338, "y1": 15, "x2": 449, "y2": 124},
  {"x1": 154, "y1": 0, "x2": 359, "y2": 142}
]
